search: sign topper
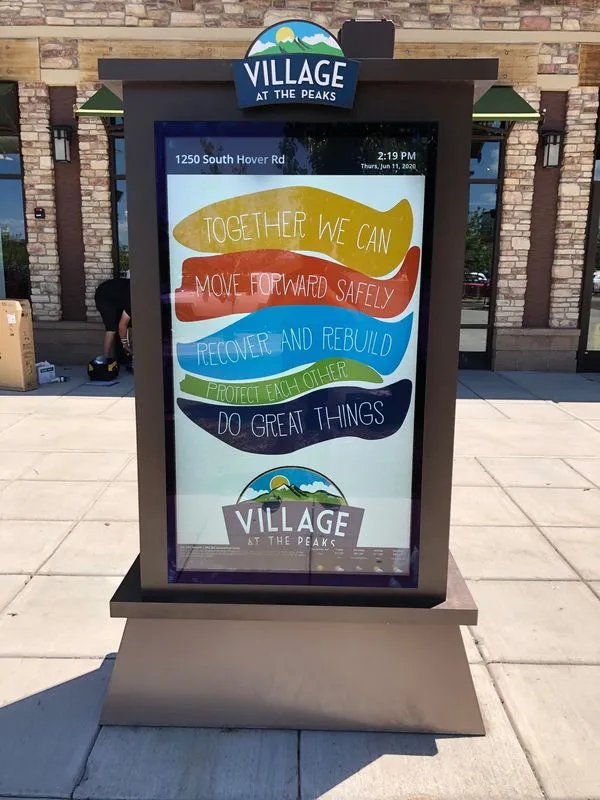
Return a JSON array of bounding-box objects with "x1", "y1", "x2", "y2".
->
[{"x1": 233, "y1": 20, "x2": 359, "y2": 109}]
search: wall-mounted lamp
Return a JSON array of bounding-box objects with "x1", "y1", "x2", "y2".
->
[
  {"x1": 541, "y1": 130, "x2": 564, "y2": 168},
  {"x1": 48, "y1": 124, "x2": 73, "y2": 163}
]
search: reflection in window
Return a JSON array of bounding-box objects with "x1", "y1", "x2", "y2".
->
[
  {"x1": 109, "y1": 127, "x2": 128, "y2": 277},
  {"x1": 0, "y1": 83, "x2": 28, "y2": 300},
  {"x1": 469, "y1": 141, "x2": 500, "y2": 180},
  {"x1": 586, "y1": 214, "x2": 600, "y2": 352},
  {"x1": 460, "y1": 128, "x2": 505, "y2": 364},
  {"x1": 115, "y1": 179, "x2": 128, "y2": 275}
]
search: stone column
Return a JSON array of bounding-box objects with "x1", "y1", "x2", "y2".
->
[
  {"x1": 77, "y1": 84, "x2": 114, "y2": 321},
  {"x1": 18, "y1": 82, "x2": 61, "y2": 321},
  {"x1": 494, "y1": 88, "x2": 540, "y2": 329},
  {"x1": 549, "y1": 87, "x2": 599, "y2": 328}
]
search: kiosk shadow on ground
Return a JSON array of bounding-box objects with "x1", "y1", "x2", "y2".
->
[{"x1": 0, "y1": 653, "x2": 444, "y2": 800}]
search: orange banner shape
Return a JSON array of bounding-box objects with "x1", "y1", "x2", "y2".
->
[
  {"x1": 172, "y1": 187, "x2": 413, "y2": 278},
  {"x1": 175, "y1": 247, "x2": 420, "y2": 322}
]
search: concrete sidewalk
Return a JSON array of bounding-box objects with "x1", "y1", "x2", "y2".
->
[{"x1": 0, "y1": 367, "x2": 600, "y2": 800}]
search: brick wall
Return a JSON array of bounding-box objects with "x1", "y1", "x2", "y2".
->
[
  {"x1": 494, "y1": 88, "x2": 540, "y2": 329},
  {"x1": 76, "y1": 84, "x2": 114, "y2": 320},
  {"x1": 1, "y1": 1, "x2": 599, "y2": 30},
  {"x1": 18, "y1": 82, "x2": 61, "y2": 321},
  {"x1": 549, "y1": 86, "x2": 599, "y2": 329}
]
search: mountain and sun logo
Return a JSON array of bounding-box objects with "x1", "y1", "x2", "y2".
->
[
  {"x1": 233, "y1": 20, "x2": 359, "y2": 109},
  {"x1": 246, "y1": 22, "x2": 344, "y2": 58},
  {"x1": 222, "y1": 467, "x2": 365, "y2": 554}
]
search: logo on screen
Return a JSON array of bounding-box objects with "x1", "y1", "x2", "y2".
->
[
  {"x1": 222, "y1": 467, "x2": 364, "y2": 556},
  {"x1": 233, "y1": 20, "x2": 359, "y2": 109}
]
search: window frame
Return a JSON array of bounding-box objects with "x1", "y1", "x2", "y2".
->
[
  {"x1": 107, "y1": 117, "x2": 128, "y2": 278},
  {"x1": 0, "y1": 82, "x2": 30, "y2": 300},
  {"x1": 459, "y1": 124, "x2": 507, "y2": 369}
]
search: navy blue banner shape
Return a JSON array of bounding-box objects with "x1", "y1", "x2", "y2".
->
[
  {"x1": 177, "y1": 379, "x2": 412, "y2": 455},
  {"x1": 233, "y1": 54, "x2": 359, "y2": 109}
]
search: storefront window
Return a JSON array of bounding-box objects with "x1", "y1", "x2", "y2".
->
[
  {"x1": 0, "y1": 84, "x2": 29, "y2": 299},
  {"x1": 108, "y1": 119, "x2": 128, "y2": 277},
  {"x1": 460, "y1": 126, "x2": 506, "y2": 367}
]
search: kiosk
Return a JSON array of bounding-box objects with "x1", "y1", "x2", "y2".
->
[{"x1": 100, "y1": 23, "x2": 497, "y2": 734}]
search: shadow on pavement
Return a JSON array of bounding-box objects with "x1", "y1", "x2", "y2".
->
[
  {"x1": 458, "y1": 370, "x2": 600, "y2": 403},
  {"x1": 0, "y1": 364, "x2": 135, "y2": 399},
  {"x1": 0, "y1": 651, "x2": 446, "y2": 800}
]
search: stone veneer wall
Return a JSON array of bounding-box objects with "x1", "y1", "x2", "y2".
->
[
  {"x1": 1, "y1": 1, "x2": 600, "y2": 30},
  {"x1": 18, "y1": 82, "x2": 61, "y2": 320},
  {"x1": 494, "y1": 88, "x2": 540, "y2": 329},
  {"x1": 76, "y1": 84, "x2": 114, "y2": 320},
  {"x1": 549, "y1": 87, "x2": 599, "y2": 328}
]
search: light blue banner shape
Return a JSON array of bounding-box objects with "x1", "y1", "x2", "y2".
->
[{"x1": 177, "y1": 305, "x2": 413, "y2": 381}]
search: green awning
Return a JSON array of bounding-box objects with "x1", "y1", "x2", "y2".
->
[
  {"x1": 75, "y1": 86, "x2": 123, "y2": 117},
  {"x1": 473, "y1": 86, "x2": 540, "y2": 121}
]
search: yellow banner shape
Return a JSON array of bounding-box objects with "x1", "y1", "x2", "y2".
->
[{"x1": 173, "y1": 187, "x2": 413, "y2": 278}]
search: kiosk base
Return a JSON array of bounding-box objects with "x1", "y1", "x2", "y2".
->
[{"x1": 102, "y1": 558, "x2": 484, "y2": 734}]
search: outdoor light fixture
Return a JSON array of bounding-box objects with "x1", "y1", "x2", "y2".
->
[
  {"x1": 48, "y1": 124, "x2": 73, "y2": 163},
  {"x1": 541, "y1": 130, "x2": 564, "y2": 168}
]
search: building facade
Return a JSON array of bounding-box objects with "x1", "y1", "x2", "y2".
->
[{"x1": 1, "y1": 1, "x2": 600, "y2": 370}]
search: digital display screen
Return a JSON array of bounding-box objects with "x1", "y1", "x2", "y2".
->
[{"x1": 156, "y1": 121, "x2": 437, "y2": 587}]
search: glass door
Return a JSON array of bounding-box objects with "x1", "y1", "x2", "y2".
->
[
  {"x1": 578, "y1": 137, "x2": 600, "y2": 371},
  {"x1": 459, "y1": 126, "x2": 506, "y2": 369}
]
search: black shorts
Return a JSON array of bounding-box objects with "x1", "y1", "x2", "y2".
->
[{"x1": 94, "y1": 285, "x2": 121, "y2": 332}]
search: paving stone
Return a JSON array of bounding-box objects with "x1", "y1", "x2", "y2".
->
[
  {"x1": 468, "y1": 580, "x2": 600, "y2": 664},
  {"x1": 479, "y1": 457, "x2": 591, "y2": 488},
  {"x1": 506, "y1": 487, "x2": 600, "y2": 526},
  {"x1": 451, "y1": 526, "x2": 575, "y2": 580},
  {"x1": 487, "y1": 401, "x2": 573, "y2": 423},
  {"x1": 456, "y1": 382, "x2": 479, "y2": 400},
  {"x1": 20, "y1": 452, "x2": 130, "y2": 481},
  {"x1": 564, "y1": 457, "x2": 600, "y2": 487},
  {"x1": 450, "y1": 487, "x2": 528, "y2": 526},
  {"x1": 0, "y1": 658, "x2": 110, "y2": 798},
  {"x1": 84, "y1": 483, "x2": 139, "y2": 521},
  {"x1": 0, "y1": 394, "x2": 62, "y2": 413},
  {"x1": 454, "y1": 420, "x2": 600, "y2": 458},
  {"x1": 559, "y1": 402, "x2": 600, "y2": 420},
  {"x1": 0, "y1": 520, "x2": 72, "y2": 573},
  {"x1": 492, "y1": 664, "x2": 600, "y2": 800},
  {"x1": 0, "y1": 450, "x2": 41, "y2": 479},
  {"x1": 41, "y1": 521, "x2": 139, "y2": 576},
  {"x1": 0, "y1": 576, "x2": 124, "y2": 657},
  {"x1": 0, "y1": 480, "x2": 106, "y2": 520},
  {"x1": 102, "y1": 397, "x2": 136, "y2": 418},
  {"x1": 0, "y1": 575, "x2": 29, "y2": 611},
  {"x1": 501, "y1": 372, "x2": 600, "y2": 403},
  {"x1": 299, "y1": 665, "x2": 542, "y2": 800},
  {"x1": 118, "y1": 456, "x2": 138, "y2": 481},
  {"x1": 73, "y1": 727, "x2": 298, "y2": 800},
  {"x1": 37, "y1": 396, "x2": 121, "y2": 416},
  {"x1": 0, "y1": 416, "x2": 136, "y2": 452},
  {"x1": 454, "y1": 400, "x2": 504, "y2": 419},
  {"x1": 460, "y1": 371, "x2": 537, "y2": 400},
  {"x1": 0, "y1": 414, "x2": 23, "y2": 433},
  {"x1": 452, "y1": 457, "x2": 496, "y2": 486},
  {"x1": 541, "y1": 528, "x2": 600, "y2": 580}
]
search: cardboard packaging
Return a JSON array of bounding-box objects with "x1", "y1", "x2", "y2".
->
[
  {"x1": 36, "y1": 360, "x2": 56, "y2": 384},
  {"x1": 0, "y1": 299, "x2": 37, "y2": 391}
]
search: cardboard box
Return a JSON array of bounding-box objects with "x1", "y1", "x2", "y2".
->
[{"x1": 0, "y1": 299, "x2": 37, "y2": 391}]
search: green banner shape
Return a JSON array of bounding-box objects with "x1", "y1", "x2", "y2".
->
[{"x1": 180, "y1": 357, "x2": 383, "y2": 406}]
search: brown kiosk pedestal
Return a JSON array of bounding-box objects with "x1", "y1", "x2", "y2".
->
[{"x1": 99, "y1": 53, "x2": 497, "y2": 734}]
